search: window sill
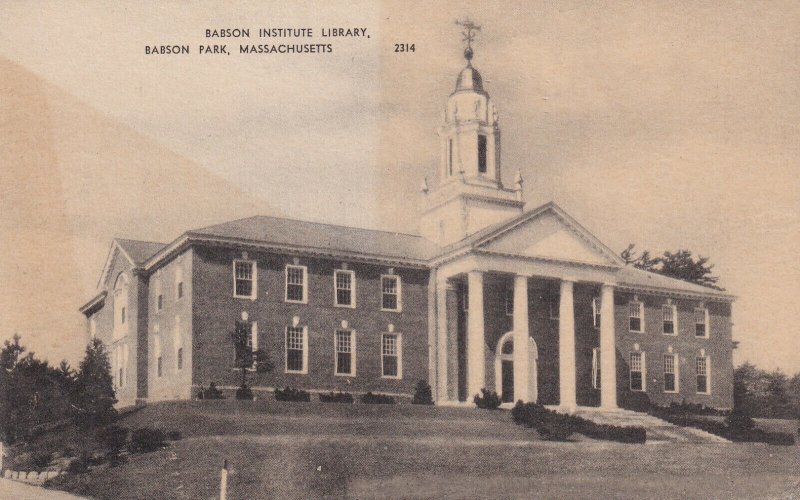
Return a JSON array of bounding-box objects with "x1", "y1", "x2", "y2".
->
[
  {"x1": 662, "y1": 332, "x2": 677, "y2": 336},
  {"x1": 335, "y1": 372, "x2": 356, "y2": 378},
  {"x1": 381, "y1": 375, "x2": 402, "y2": 380},
  {"x1": 695, "y1": 336, "x2": 710, "y2": 339},
  {"x1": 233, "y1": 295, "x2": 257, "y2": 300},
  {"x1": 664, "y1": 390, "x2": 679, "y2": 394},
  {"x1": 285, "y1": 369, "x2": 308, "y2": 375},
  {"x1": 284, "y1": 299, "x2": 308, "y2": 305},
  {"x1": 382, "y1": 308, "x2": 402, "y2": 313},
  {"x1": 334, "y1": 304, "x2": 356, "y2": 309}
]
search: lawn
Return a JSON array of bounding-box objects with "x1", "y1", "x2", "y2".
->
[{"x1": 42, "y1": 400, "x2": 800, "y2": 499}]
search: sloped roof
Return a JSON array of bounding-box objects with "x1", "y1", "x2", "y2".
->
[
  {"x1": 115, "y1": 238, "x2": 167, "y2": 265},
  {"x1": 616, "y1": 265, "x2": 733, "y2": 300},
  {"x1": 188, "y1": 215, "x2": 441, "y2": 263}
]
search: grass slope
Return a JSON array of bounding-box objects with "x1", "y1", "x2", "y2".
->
[{"x1": 46, "y1": 400, "x2": 800, "y2": 499}]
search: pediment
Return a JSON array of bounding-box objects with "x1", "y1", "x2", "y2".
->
[{"x1": 478, "y1": 206, "x2": 622, "y2": 267}]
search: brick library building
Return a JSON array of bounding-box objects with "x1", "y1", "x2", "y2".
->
[{"x1": 80, "y1": 41, "x2": 735, "y2": 412}]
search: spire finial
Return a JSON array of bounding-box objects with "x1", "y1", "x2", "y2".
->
[{"x1": 455, "y1": 18, "x2": 481, "y2": 62}]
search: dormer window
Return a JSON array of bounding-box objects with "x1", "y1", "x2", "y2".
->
[{"x1": 477, "y1": 134, "x2": 487, "y2": 173}]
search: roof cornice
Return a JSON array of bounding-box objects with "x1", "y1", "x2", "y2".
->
[{"x1": 142, "y1": 233, "x2": 431, "y2": 272}]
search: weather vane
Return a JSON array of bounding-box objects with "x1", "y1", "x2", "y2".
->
[{"x1": 455, "y1": 17, "x2": 481, "y2": 61}]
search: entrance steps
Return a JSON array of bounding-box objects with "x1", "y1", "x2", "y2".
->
[{"x1": 572, "y1": 407, "x2": 729, "y2": 444}]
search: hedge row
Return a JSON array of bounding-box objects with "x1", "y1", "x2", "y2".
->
[
  {"x1": 361, "y1": 392, "x2": 396, "y2": 404},
  {"x1": 319, "y1": 392, "x2": 354, "y2": 404},
  {"x1": 274, "y1": 387, "x2": 311, "y2": 402},
  {"x1": 649, "y1": 406, "x2": 795, "y2": 445},
  {"x1": 511, "y1": 402, "x2": 647, "y2": 444}
]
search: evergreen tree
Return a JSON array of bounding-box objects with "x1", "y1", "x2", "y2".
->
[
  {"x1": 621, "y1": 244, "x2": 722, "y2": 290},
  {"x1": 73, "y1": 338, "x2": 117, "y2": 429}
]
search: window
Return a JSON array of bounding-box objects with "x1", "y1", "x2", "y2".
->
[
  {"x1": 233, "y1": 260, "x2": 256, "y2": 298},
  {"x1": 175, "y1": 268, "x2": 184, "y2": 299},
  {"x1": 663, "y1": 305, "x2": 676, "y2": 335},
  {"x1": 549, "y1": 297, "x2": 559, "y2": 320},
  {"x1": 630, "y1": 352, "x2": 645, "y2": 391},
  {"x1": 335, "y1": 329, "x2": 355, "y2": 376},
  {"x1": 334, "y1": 270, "x2": 355, "y2": 307},
  {"x1": 177, "y1": 348, "x2": 183, "y2": 370},
  {"x1": 696, "y1": 356, "x2": 710, "y2": 394},
  {"x1": 505, "y1": 288, "x2": 514, "y2": 316},
  {"x1": 477, "y1": 134, "x2": 487, "y2": 173},
  {"x1": 285, "y1": 326, "x2": 306, "y2": 373},
  {"x1": 447, "y1": 138, "x2": 453, "y2": 176},
  {"x1": 592, "y1": 298, "x2": 601, "y2": 328},
  {"x1": 695, "y1": 308, "x2": 709, "y2": 338},
  {"x1": 154, "y1": 335, "x2": 162, "y2": 378},
  {"x1": 382, "y1": 334, "x2": 401, "y2": 378},
  {"x1": 113, "y1": 273, "x2": 129, "y2": 340},
  {"x1": 381, "y1": 275, "x2": 401, "y2": 311},
  {"x1": 174, "y1": 316, "x2": 183, "y2": 371},
  {"x1": 155, "y1": 278, "x2": 163, "y2": 311},
  {"x1": 629, "y1": 301, "x2": 643, "y2": 332},
  {"x1": 285, "y1": 265, "x2": 307, "y2": 303},
  {"x1": 664, "y1": 354, "x2": 678, "y2": 392},
  {"x1": 592, "y1": 347, "x2": 601, "y2": 390}
]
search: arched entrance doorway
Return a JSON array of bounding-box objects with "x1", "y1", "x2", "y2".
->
[{"x1": 494, "y1": 331, "x2": 538, "y2": 403}]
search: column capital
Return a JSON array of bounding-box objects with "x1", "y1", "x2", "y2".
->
[
  {"x1": 560, "y1": 276, "x2": 578, "y2": 284},
  {"x1": 601, "y1": 282, "x2": 616, "y2": 290}
]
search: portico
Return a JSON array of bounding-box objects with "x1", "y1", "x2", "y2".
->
[{"x1": 425, "y1": 196, "x2": 630, "y2": 411}]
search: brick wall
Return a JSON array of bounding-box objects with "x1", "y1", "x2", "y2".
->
[
  {"x1": 614, "y1": 291, "x2": 733, "y2": 410},
  {"x1": 190, "y1": 245, "x2": 430, "y2": 397},
  {"x1": 452, "y1": 278, "x2": 733, "y2": 410}
]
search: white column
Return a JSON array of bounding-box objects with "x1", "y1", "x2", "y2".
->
[
  {"x1": 467, "y1": 271, "x2": 485, "y2": 400},
  {"x1": 600, "y1": 283, "x2": 618, "y2": 409},
  {"x1": 513, "y1": 275, "x2": 530, "y2": 402},
  {"x1": 558, "y1": 279, "x2": 577, "y2": 411},
  {"x1": 436, "y1": 279, "x2": 449, "y2": 403}
]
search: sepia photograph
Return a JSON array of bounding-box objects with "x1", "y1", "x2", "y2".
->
[{"x1": 1, "y1": 1, "x2": 799, "y2": 498}]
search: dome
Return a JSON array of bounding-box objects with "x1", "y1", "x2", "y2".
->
[{"x1": 455, "y1": 64, "x2": 484, "y2": 92}]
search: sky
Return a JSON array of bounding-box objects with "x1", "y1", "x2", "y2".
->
[{"x1": 0, "y1": 0, "x2": 798, "y2": 372}]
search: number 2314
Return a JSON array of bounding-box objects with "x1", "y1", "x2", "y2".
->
[{"x1": 394, "y1": 43, "x2": 415, "y2": 53}]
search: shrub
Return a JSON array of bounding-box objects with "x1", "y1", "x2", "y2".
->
[
  {"x1": 319, "y1": 392, "x2": 354, "y2": 404},
  {"x1": 166, "y1": 430, "x2": 182, "y2": 441},
  {"x1": 412, "y1": 380, "x2": 434, "y2": 405},
  {"x1": 473, "y1": 389, "x2": 502, "y2": 410},
  {"x1": 198, "y1": 382, "x2": 225, "y2": 400},
  {"x1": 66, "y1": 454, "x2": 90, "y2": 474},
  {"x1": 274, "y1": 387, "x2": 311, "y2": 402},
  {"x1": 98, "y1": 425, "x2": 129, "y2": 453},
  {"x1": 361, "y1": 392, "x2": 396, "y2": 404},
  {"x1": 512, "y1": 402, "x2": 646, "y2": 444},
  {"x1": 650, "y1": 405, "x2": 795, "y2": 445},
  {"x1": 235, "y1": 384, "x2": 254, "y2": 400},
  {"x1": 725, "y1": 411, "x2": 755, "y2": 433},
  {"x1": 31, "y1": 451, "x2": 53, "y2": 470},
  {"x1": 128, "y1": 427, "x2": 167, "y2": 453},
  {"x1": 536, "y1": 415, "x2": 574, "y2": 441}
]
